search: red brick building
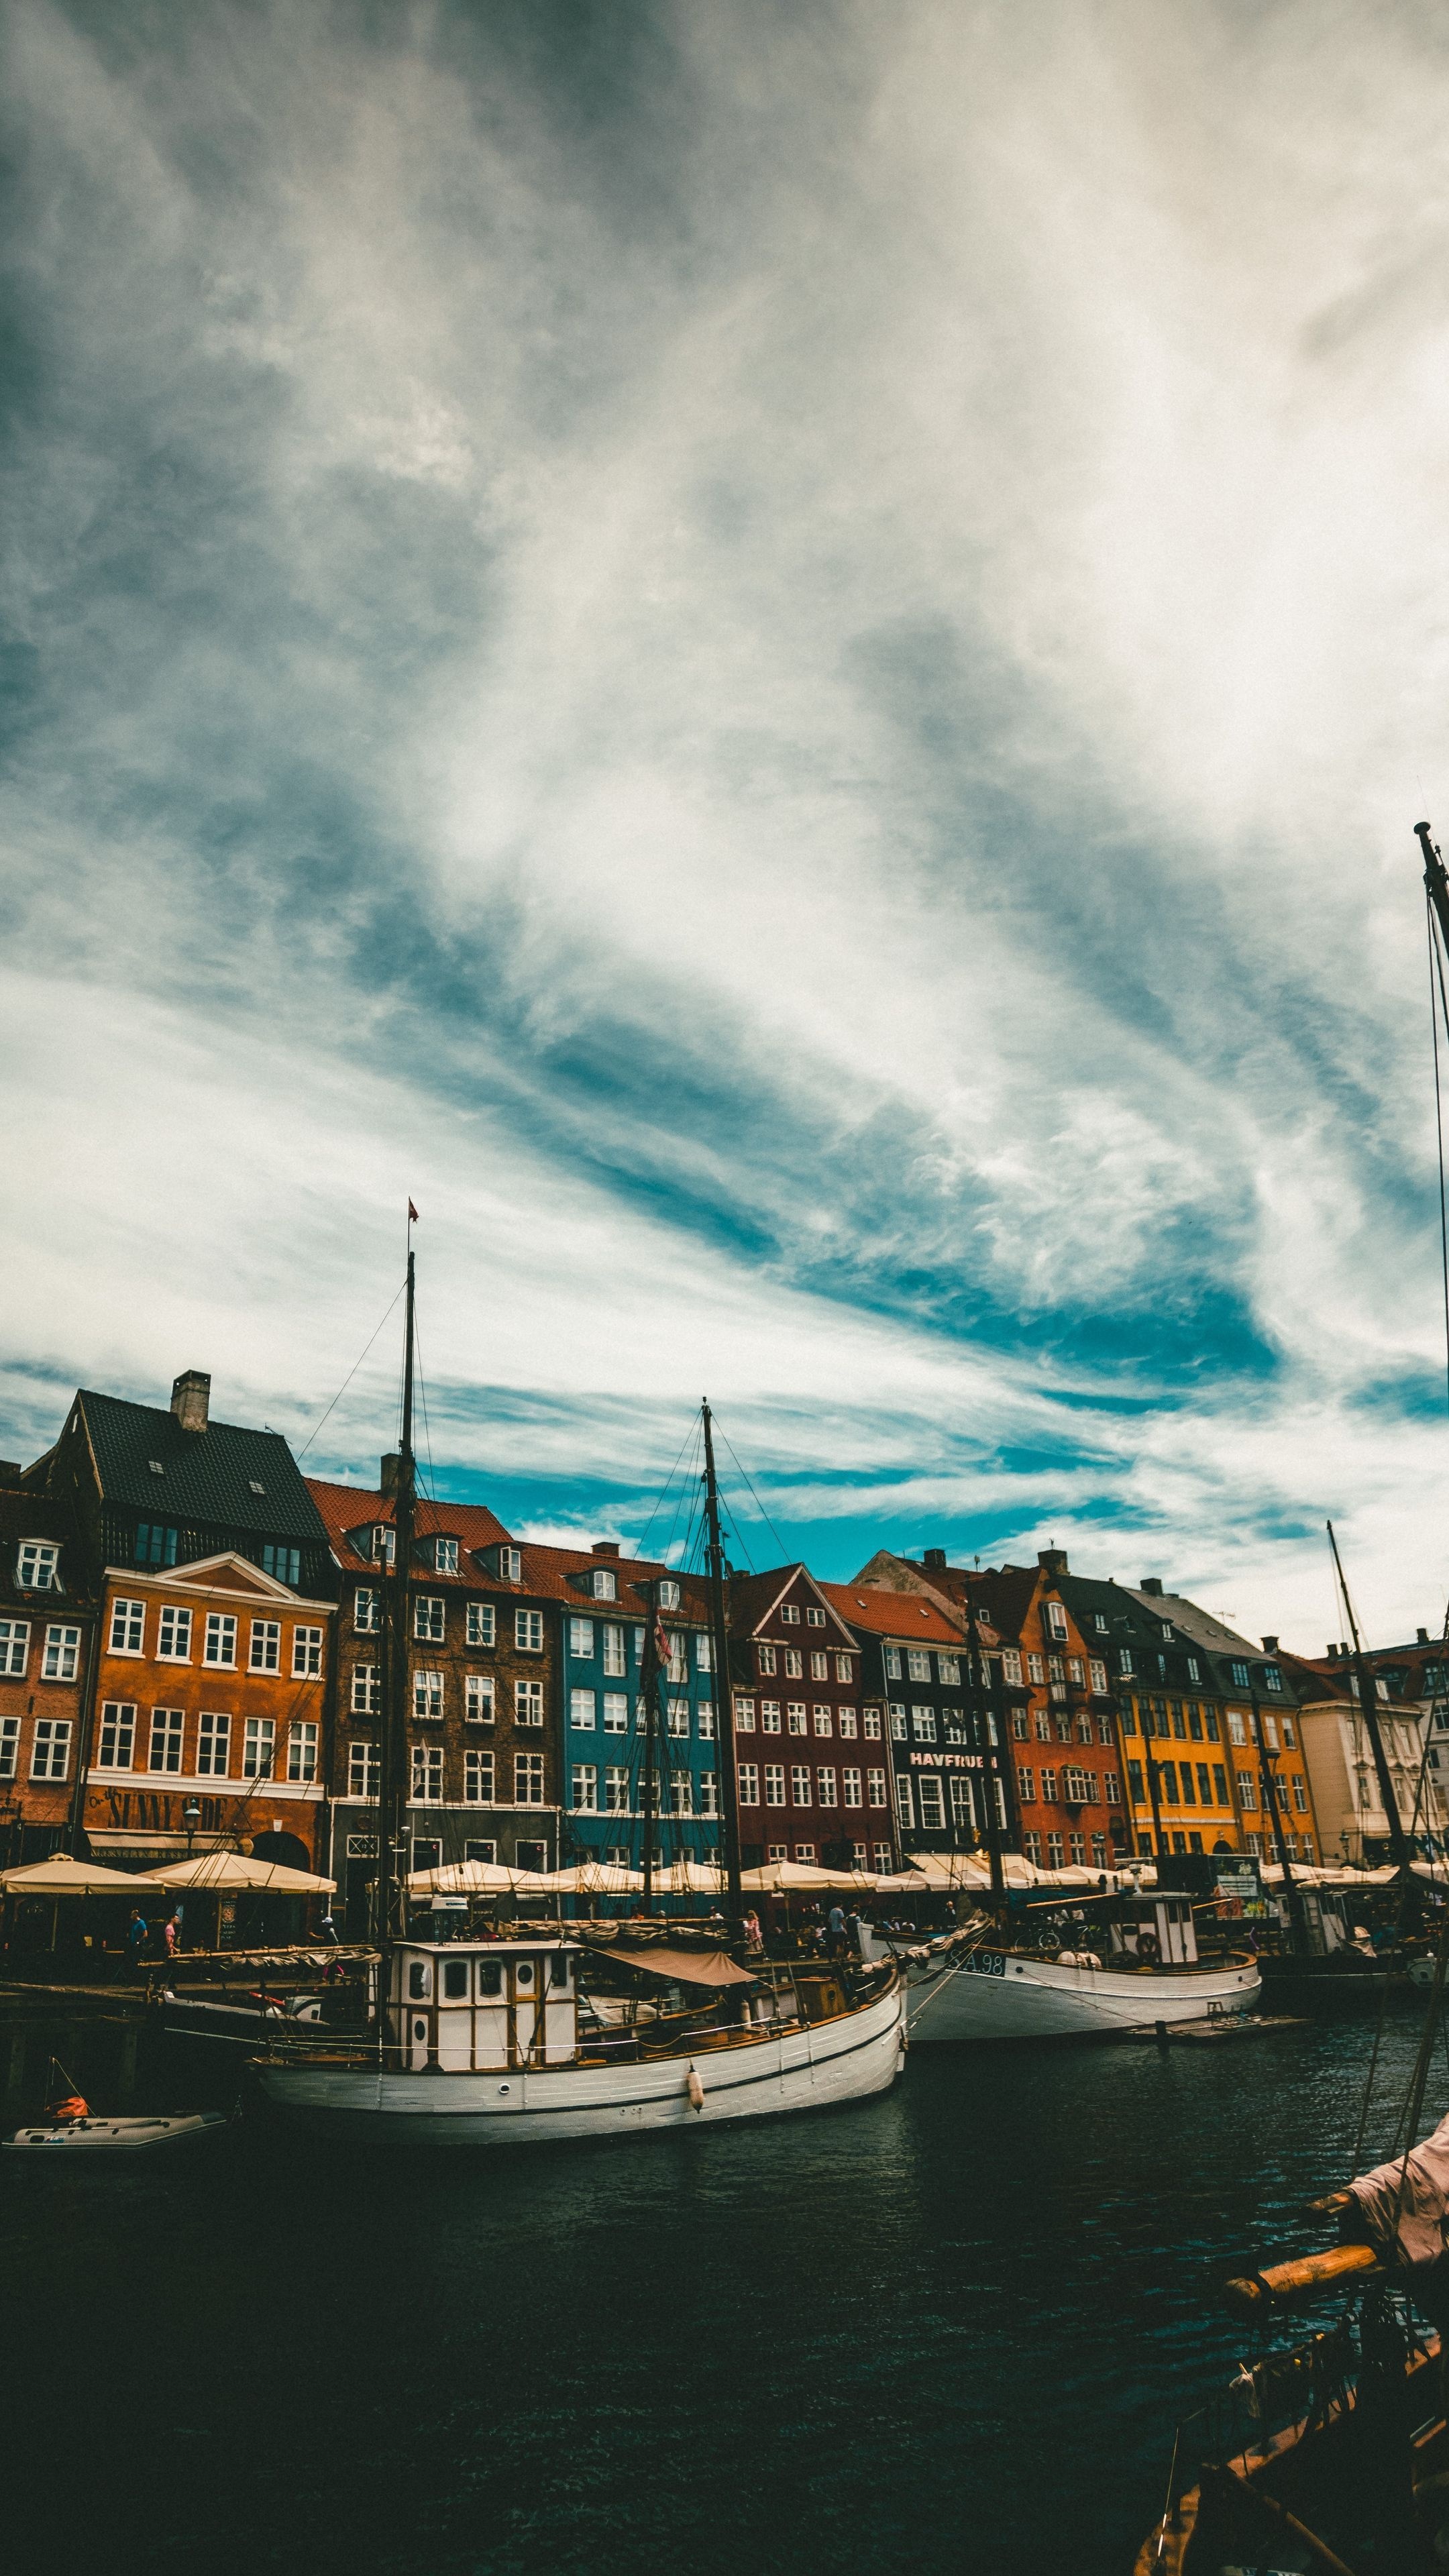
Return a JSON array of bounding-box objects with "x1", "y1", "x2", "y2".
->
[
  {"x1": 0, "y1": 1480, "x2": 97, "y2": 1865},
  {"x1": 727, "y1": 1565, "x2": 898, "y2": 1872}
]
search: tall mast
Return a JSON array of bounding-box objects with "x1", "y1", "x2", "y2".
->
[
  {"x1": 1417, "y1": 820, "x2": 1449, "y2": 955},
  {"x1": 700, "y1": 1402, "x2": 743, "y2": 1913},
  {"x1": 638, "y1": 1585, "x2": 659, "y2": 1910},
  {"x1": 376, "y1": 1234, "x2": 418, "y2": 1968},
  {"x1": 1250, "y1": 1680, "x2": 1304, "y2": 1942},
  {"x1": 1328, "y1": 1519, "x2": 1411, "y2": 1874},
  {"x1": 972, "y1": 1617, "x2": 1006, "y2": 1905}
]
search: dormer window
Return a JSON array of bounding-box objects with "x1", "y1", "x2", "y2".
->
[
  {"x1": 1046, "y1": 1602, "x2": 1068, "y2": 1641},
  {"x1": 657, "y1": 1579, "x2": 680, "y2": 1611},
  {"x1": 16, "y1": 1541, "x2": 59, "y2": 1593},
  {"x1": 591, "y1": 1567, "x2": 617, "y2": 1602},
  {"x1": 1187, "y1": 1656, "x2": 1200, "y2": 1683},
  {"x1": 1094, "y1": 1615, "x2": 1108, "y2": 1633},
  {"x1": 1119, "y1": 1649, "x2": 1134, "y2": 1677},
  {"x1": 1265, "y1": 1665, "x2": 1283, "y2": 1694},
  {"x1": 1230, "y1": 1661, "x2": 1250, "y2": 1690},
  {"x1": 434, "y1": 1538, "x2": 459, "y2": 1575},
  {"x1": 1161, "y1": 1623, "x2": 1172, "y2": 1642},
  {"x1": 372, "y1": 1525, "x2": 396, "y2": 1567},
  {"x1": 499, "y1": 1546, "x2": 521, "y2": 1585}
]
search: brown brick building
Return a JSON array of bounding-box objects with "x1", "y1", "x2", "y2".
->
[
  {"x1": 0, "y1": 1480, "x2": 97, "y2": 1865},
  {"x1": 727, "y1": 1564, "x2": 898, "y2": 1872}
]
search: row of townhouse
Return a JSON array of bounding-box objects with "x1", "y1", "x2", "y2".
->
[{"x1": 3, "y1": 1362, "x2": 1442, "y2": 1894}]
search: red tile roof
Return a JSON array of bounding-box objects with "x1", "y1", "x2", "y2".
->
[
  {"x1": 817, "y1": 1581, "x2": 966, "y2": 1644},
  {"x1": 306, "y1": 1478, "x2": 511, "y2": 1578}
]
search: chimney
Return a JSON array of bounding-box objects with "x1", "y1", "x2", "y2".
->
[
  {"x1": 0, "y1": 1460, "x2": 20, "y2": 1488},
  {"x1": 1262, "y1": 1635, "x2": 1279, "y2": 1654},
  {"x1": 1138, "y1": 1576, "x2": 1163, "y2": 1597},
  {"x1": 592, "y1": 1541, "x2": 621, "y2": 1558},
  {"x1": 922, "y1": 1548, "x2": 947, "y2": 1570},
  {"x1": 1038, "y1": 1548, "x2": 1069, "y2": 1576},
  {"x1": 170, "y1": 1370, "x2": 211, "y2": 1434},
  {"x1": 1419, "y1": 1628, "x2": 1432, "y2": 1646},
  {"x1": 380, "y1": 1454, "x2": 400, "y2": 1497}
]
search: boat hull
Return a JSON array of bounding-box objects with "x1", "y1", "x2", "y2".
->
[
  {"x1": 904, "y1": 1949, "x2": 1260, "y2": 2041},
  {"x1": 251, "y1": 1977, "x2": 906, "y2": 2145},
  {"x1": 4, "y1": 2112, "x2": 227, "y2": 2153}
]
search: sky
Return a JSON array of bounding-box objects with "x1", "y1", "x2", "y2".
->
[{"x1": 7, "y1": 0, "x2": 1449, "y2": 1650}]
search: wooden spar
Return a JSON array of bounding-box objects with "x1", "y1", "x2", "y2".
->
[
  {"x1": 700, "y1": 1402, "x2": 743, "y2": 1914},
  {"x1": 1327, "y1": 1520, "x2": 1413, "y2": 1876},
  {"x1": 1250, "y1": 1680, "x2": 1305, "y2": 1942},
  {"x1": 1224, "y1": 2242, "x2": 1381, "y2": 2316},
  {"x1": 374, "y1": 1238, "x2": 418, "y2": 1992},
  {"x1": 638, "y1": 1582, "x2": 660, "y2": 1909}
]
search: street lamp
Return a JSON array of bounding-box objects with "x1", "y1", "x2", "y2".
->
[{"x1": 183, "y1": 1800, "x2": 201, "y2": 1860}]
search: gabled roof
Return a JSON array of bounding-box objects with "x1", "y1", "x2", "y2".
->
[
  {"x1": 727, "y1": 1564, "x2": 857, "y2": 1646},
  {"x1": 307, "y1": 1480, "x2": 511, "y2": 1578},
  {"x1": 111, "y1": 1550, "x2": 327, "y2": 1605},
  {"x1": 1124, "y1": 1588, "x2": 1260, "y2": 1660},
  {"x1": 1279, "y1": 1648, "x2": 1356, "y2": 1705},
  {"x1": 817, "y1": 1582, "x2": 966, "y2": 1646},
  {"x1": 519, "y1": 1542, "x2": 712, "y2": 1624},
  {"x1": 74, "y1": 1391, "x2": 325, "y2": 1545}
]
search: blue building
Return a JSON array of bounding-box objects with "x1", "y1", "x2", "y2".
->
[{"x1": 531, "y1": 1543, "x2": 720, "y2": 1869}]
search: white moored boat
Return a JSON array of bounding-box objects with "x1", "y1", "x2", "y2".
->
[
  {"x1": 892, "y1": 1888, "x2": 1260, "y2": 2042},
  {"x1": 252, "y1": 1933, "x2": 905, "y2": 2145}
]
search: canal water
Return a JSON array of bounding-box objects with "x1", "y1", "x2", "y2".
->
[{"x1": 0, "y1": 2004, "x2": 1440, "y2": 2575}]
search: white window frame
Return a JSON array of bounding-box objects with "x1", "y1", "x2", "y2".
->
[
  {"x1": 414, "y1": 1670, "x2": 445, "y2": 1720},
  {"x1": 249, "y1": 1619, "x2": 281, "y2": 1674},
  {"x1": 158, "y1": 1605, "x2": 193, "y2": 1663},
  {"x1": 242, "y1": 1715, "x2": 275, "y2": 1779},
  {"x1": 415, "y1": 1595, "x2": 446, "y2": 1644},
  {"x1": 515, "y1": 1677, "x2": 544, "y2": 1727},
  {"x1": 205, "y1": 1612, "x2": 237, "y2": 1669},
  {"x1": 515, "y1": 1608, "x2": 543, "y2": 1653},
  {"x1": 411, "y1": 1741, "x2": 444, "y2": 1803},
  {"x1": 0, "y1": 1714, "x2": 18, "y2": 1778},
  {"x1": 292, "y1": 1624, "x2": 323, "y2": 1679},
  {"x1": 571, "y1": 1688, "x2": 597, "y2": 1731},
  {"x1": 347, "y1": 1739, "x2": 379, "y2": 1799},
  {"x1": 16, "y1": 1540, "x2": 60, "y2": 1592},
  {"x1": 42, "y1": 1623, "x2": 80, "y2": 1682},
  {"x1": 97, "y1": 1701, "x2": 136, "y2": 1770},
  {"x1": 197, "y1": 1711, "x2": 231, "y2": 1777},
  {"x1": 288, "y1": 1720, "x2": 319, "y2": 1783},
  {"x1": 148, "y1": 1707, "x2": 184, "y2": 1774},
  {"x1": 110, "y1": 1597, "x2": 146, "y2": 1656},
  {"x1": 602, "y1": 1692, "x2": 629, "y2": 1734},
  {"x1": 464, "y1": 1749, "x2": 494, "y2": 1805},
  {"x1": 570, "y1": 1617, "x2": 595, "y2": 1658},
  {"x1": 465, "y1": 1672, "x2": 495, "y2": 1725},
  {"x1": 30, "y1": 1716, "x2": 70, "y2": 1780},
  {"x1": 0, "y1": 1617, "x2": 30, "y2": 1677},
  {"x1": 515, "y1": 1752, "x2": 545, "y2": 1807},
  {"x1": 433, "y1": 1537, "x2": 459, "y2": 1574},
  {"x1": 354, "y1": 1588, "x2": 380, "y2": 1633}
]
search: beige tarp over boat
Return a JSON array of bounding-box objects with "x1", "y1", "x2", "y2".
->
[{"x1": 598, "y1": 1945, "x2": 757, "y2": 1988}]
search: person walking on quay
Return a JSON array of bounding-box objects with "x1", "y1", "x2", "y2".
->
[
  {"x1": 124, "y1": 1908, "x2": 148, "y2": 1972},
  {"x1": 827, "y1": 1902, "x2": 847, "y2": 1962},
  {"x1": 163, "y1": 1915, "x2": 179, "y2": 1962},
  {"x1": 743, "y1": 1908, "x2": 763, "y2": 1952}
]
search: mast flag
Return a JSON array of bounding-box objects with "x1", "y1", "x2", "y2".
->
[{"x1": 408, "y1": 1199, "x2": 419, "y2": 1222}]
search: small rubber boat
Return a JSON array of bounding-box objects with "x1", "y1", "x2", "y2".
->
[{"x1": 5, "y1": 2111, "x2": 227, "y2": 2153}]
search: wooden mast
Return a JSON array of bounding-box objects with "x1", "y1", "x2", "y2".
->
[
  {"x1": 374, "y1": 1227, "x2": 418, "y2": 2000},
  {"x1": 1327, "y1": 1519, "x2": 1412, "y2": 1874},
  {"x1": 1249, "y1": 1678, "x2": 1305, "y2": 1942},
  {"x1": 700, "y1": 1402, "x2": 743, "y2": 1914},
  {"x1": 638, "y1": 1582, "x2": 660, "y2": 1909}
]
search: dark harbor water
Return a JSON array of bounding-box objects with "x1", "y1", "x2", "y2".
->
[{"x1": 1, "y1": 2005, "x2": 1439, "y2": 2576}]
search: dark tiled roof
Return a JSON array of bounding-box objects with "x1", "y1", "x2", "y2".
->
[{"x1": 77, "y1": 1391, "x2": 325, "y2": 1545}]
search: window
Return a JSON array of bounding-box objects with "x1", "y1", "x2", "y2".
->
[
  {"x1": 884, "y1": 1647, "x2": 903, "y2": 1681},
  {"x1": 788, "y1": 1703, "x2": 808, "y2": 1735},
  {"x1": 1027, "y1": 1654, "x2": 1044, "y2": 1684},
  {"x1": 1046, "y1": 1832, "x2": 1065, "y2": 1868},
  {"x1": 602, "y1": 1692, "x2": 629, "y2": 1734},
  {"x1": 198, "y1": 1712, "x2": 230, "y2": 1776},
  {"x1": 1089, "y1": 1660, "x2": 1107, "y2": 1694},
  {"x1": 97, "y1": 1702, "x2": 136, "y2": 1769},
  {"x1": 756, "y1": 1642, "x2": 777, "y2": 1678},
  {"x1": 110, "y1": 1598, "x2": 145, "y2": 1655},
  {"x1": 1119, "y1": 1650, "x2": 1134, "y2": 1678},
  {"x1": 412, "y1": 1742, "x2": 443, "y2": 1803},
  {"x1": 352, "y1": 1665, "x2": 380, "y2": 1715},
  {"x1": 1046, "y1": 1601, "x2": 1068, "y2": 1640},
  {"x1": 1067, "y1": 1657, "x2": 1083, "y2": 1685},
  {"x1": 568, "y1": 1617, "x2": 596, "y2": 1660},
  {"x1": 907, "y1": 1650, "x2": 931, "y2": 1682},
  {"x1": 1104, "y1": 1771, "x2": 1121, "y2": 1804},
  {"x1": 912, "y1": 1707, "x2": 936, "y2": 1743},
  {"x1": 17, "y1": 1539, "x2": 60, "y2": 1591},
  {"x1": 156, "y1": 1605, "x2": 191, "y2": 1662},
  {"x1": 665, "y1": 1634, "x2": 688, "y2": 1685},
  {"x1": 835, "y1": 1654, "x2": 855, "y2": 1685},
  {"x1": 1281, "y1": 1716, "x2": 1297, "y2": 1749},
  {"x1": 657, "y1": 1579, "x2": 680, "y2": 1611},
  {"x1": 863, "y1": 1708, "x2": 881, "y2": 1740},
  {"x1": 1236, "y1": 1772, "x2": 1258, "y2": 1810},
  {"x1": 838, "y1": 1706, "x2": 857, "y2": 1739},
  {"x1": 464, "y1": 1750, "x2": 494, "y2": 1804},
  {"x1": 371, "y1": 1525, "x2": 396, "y2": 1567},
  {"x1": 148, "y1": 1707, "x2": 184, "y2": 1772},
  {"x1": 867, "y1": 1770, "x2": 888, "y2": 1807},
  {"x1": 696, "y1": 1633, "x2": 712, "y2": 1672},
  {"x1": 1034, "y1": 1712, "x2": 1051, "y2": 1742},
  {"x1": 1179, "y1": 1764, "x2": 1196, "y2": 1805},
  {"x1": 515, "y1": 1609, "x2": 543, "y2": 1653},
  {"x1": 515, "y1": 1753, "x2": 545, "y2": 1806},
  {"x1": 782, "y1": 1605, "x2": 800, "y2": 1625},
  {"x1": 413, "y1": 1670, "x2": 444, "y2": 1719},
  {"x1": 816, "y1": 1766, "x2": 839, "y2": 1807},
  {"x1": 918, "y1": 1775, "x2": 945, "y2": 1831},
  {"x1": 516, "y1": 1678, "x2": 543, "y2": 1727},
  {"x1": 288, "y1": 1721, "x2": 319, "y2": 1783},
  {"x1": 1227, "y1": 1711, "x2": 1246, "y2": 1746},
  {"x1": 250, "y1": 1619, "x2": 281, "y2": 1674},
  {"x1": 1230, "y1": 1661, "x2": 1250, "y2": 1690},
  {"x1": 669, "y1": 1777, "x2": 692, "y2": 1816},
  {"x1": 243, "y1": 1716, "x2": 275, "y2": 1778},
  {"x1": 895, "y1": 1774, "x2": 915, "y2": 1829},
  {"x1": 592, "y1": 1567, "x2": 617, "y2": 1601},
  {"x1": 810, "y1": 1650, "x2": 828, "y2": 1681},
  {"x1": 572, "y1": 1764, "x2": 598, "y2": 1812},
  {"x1": 570, "y1": 1688, "x2": 596, "y2": 1732},
  {"x1": 937, "y1": 1655, "x2": 960, "y2": 1686},
  {"x1": 761, "y1": 1700, "x2": 782, "y2": 1733},
  {"x1": 1293, "y1": 1777, "x2": 1307, "y2": 1813},
  {"x1": 134, "y1": 1523, "x2": 178, "y2": 1569},
  {"x1": 890, "y1": 1705, "x2": 908, "y2": 1741},
  {"x1": 31, "y1": 1718, "x2": 70, "y2": 1780},
  {"x1": 1022, "y1": 1831, "x2": 1042, "y2": 1865},
  {"x1": 1193, "y1": 1762, "x2": 1212, "y2": 1804},
  {"x1": 667, "y1": 1699, "x2": 690, "y2": 1737},
  {"x1": 784, "y1": 1649, "x2": 803, "y2": 1680},
  {"x1": 205, "y1": 1613, "x2": 237, "y2": 1668},
  {"x1": 1018, "y1": 1766, "x2": 1035, "y2": 1803},
  {"x1": 598, "y1": 1623, "x2": 626, "y2": 1678},
  {"x1": 598, "y1": 1765, "x2": 628, "y2": 1814},
  {"x1": 790, "y1": 1764, "x2": 812, "y2": 1805},
  {"x1": 498, "y1": 1546, "x2": 521, "y2": 1584},
  {"x1": 1002, "y1": 1650, "x2": 1022, "y2": 1684},
  {"x1": 843, "y1": 1766, "x2": 863, "y2": 1807},
  {"x1": 1012, "y1": 1713, "x2": 1028, "y2": 1741},
  {"x1": 1040, "y1": 1766, "x2": 1058, "y2": 1803},
  {"x1": 764, "y1": 1764, "x2": 786, "y2": 1807},
  {"x1": 42, "y1": 1624, "x2": 80, "y2": 1681},
  {"x1": 347, "y1": 1740, "x2": 379, "y2": 1798},
  {"x1": 1213, "y1": 1764, "x2": 1229, "y2": 1804},
  {"x1": 355, "y1": 1587, "x2": 380, "y2": 1633},
  {"x1": 466, "y1": 1602, "x2": 496, "y2": 1648},
  {"x1": 698, "y1": 1701, "x2": 715, "y2": 1738},
  {"x1": 729, "y1": 1758, "x2": 759, "y2": 1810},
  {"x1": 292, "y1": 1624, "x2": 323, "y2": 1679},
  {"x1": 1068, "y1": 1830, "x2": 1087, "y2": 1866},
  {"x1": 258, "y1": 1544, "x2": 299, "y2": 1586},
  {"x1": 806, "y1": 1605, "x2": 825, "y2": 1627},
  {"x1": 1262, "y1": 1713, "x2": 1279, "y2": 1751},
  {"x1": 699, "y1": 1771, "x2": 718, "y2": 1816},
  {"x1": 812, "y1": 1703, "x2": 833, "y2": 1738}
]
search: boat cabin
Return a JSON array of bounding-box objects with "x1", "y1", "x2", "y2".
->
[
  {"x1": 1108, "y1": 1892, "x2": 1199, "y2": 1968},
  {"x1": 390, "y1": 1939, "x2": 580, "y2": 2072}
]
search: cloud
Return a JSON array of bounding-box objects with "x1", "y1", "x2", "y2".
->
[{"x1": 7, "y1": 0, "x2": 1449, "y2": 1648}]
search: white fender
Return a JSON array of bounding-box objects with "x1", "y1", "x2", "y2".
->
[{"x1": 686, "y1": 2067, "x2": 704, "y2": 2112}]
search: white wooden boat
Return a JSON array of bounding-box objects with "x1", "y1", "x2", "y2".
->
[
  {"x1": 5, "y1": 2112, "x2": 227, "y2": 2153},
  {"x1": 893, "y1": 1891, "x2": 1260, "y2": 2041},
  {"x1": 252, "y1": 1935, "x2": 905, "y2": 2145}
]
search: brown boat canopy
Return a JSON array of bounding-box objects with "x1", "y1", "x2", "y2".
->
[{"x1": 598, "y1": 1945, "x2": 757, "y2": 1989}]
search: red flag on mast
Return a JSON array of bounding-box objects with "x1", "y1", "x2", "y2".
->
[{"x1": 407, "y1": 1200, "x2": 419, "y2": 1222}]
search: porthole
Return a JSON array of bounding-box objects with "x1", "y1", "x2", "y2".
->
[
  {"x1": 516, "y1": 1962, "x2": 535, "y2": 1989},
  {"x1": 413, "y1": 2019, "x2": 427, "y2": 2041}
]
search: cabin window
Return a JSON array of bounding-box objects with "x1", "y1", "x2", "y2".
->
[
  {"x1": 549, "y1": 1953, "x2": 570, "y2": 1987},
  {"x1": 479, "y1": 1960, "x2": 503, "y2": 1995},
  {"x1": 516, "y1": 1960, "x2": 535, "y2": 1990},
  {"x1": 407, "y1": 1962, "x2": 429, "y2": 2000},
  {"x1": 443, "y1": 1960, "x2": 469, "y2": 2001}
]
